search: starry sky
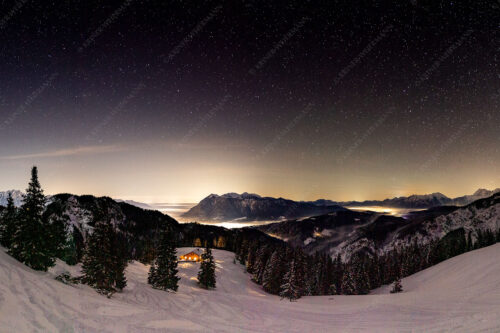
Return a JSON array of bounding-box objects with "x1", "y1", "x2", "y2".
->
[{"x1": 0, "y1": 0, "x2": 498, "y2": 203}]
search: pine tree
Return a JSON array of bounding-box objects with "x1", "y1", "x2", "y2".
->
[
  {"x1": 148, "y1": 226, "x2": 180, "y2": 291},
  {"x1": 368, "y1": 253, "x2": 382, "y2": 290},
  {"x1": 391, "y1": 276, "x2": 403, "y2": 293},
  {"x1": 341, "y1": 266, "x2": 356, "y2": 295},
  {"x1": 353, "y1": 256, "x2": 370, "y2": 295},
  {"x1": 82, "y1": 221, "x2": 127, "y2": 296},
  {"x1": 60, "y1": 233, "x2": 78, "y2": 265},
  {"x1": 237, "y1": 239, "x2": 249, "y2": 264},
  {"x1": 292, "y1": 248, "x2": 306, "y2": 296},
  {"x1": 114, "y1": 258, "x2": 128, "y2": 291},
  {"x1": 333, "y1": 254, "x2": 343, "y2": 295},
  {"x1": 198, "y1": 246, "x2": 216, "y2": 289},
  {"x1": 0, "y1": 192, "x2": 17, "y2": 248},
  {"x1": 262, "y1": 249, "x2": 284, "y2": 294},
  {"x1": 246, "y1": 242, "x2": 258, "y2": 273},
  {"x1": 466, "y1": 231, "x2": 473, "y2": 251},
  {"x1": 252, "y1": 245, "x2": 270, "y2": 284},
  {"x1": 279, "y1": 259, "x2": 301, "y2": 301},
  {"x1": 10, "y1": 167, "x2": 55, "y2": 271}
]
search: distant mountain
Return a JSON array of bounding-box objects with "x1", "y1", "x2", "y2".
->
[
  {"x1": 40, "y1": 193, "x2": 279, "y2": 263},
  {"x1": 309, "y1": 188, "x2": 500, "y2": 209},
  {"x1": 256, "y1": 192, "x2": 500, "y2": 261},
  {"x1": 0, "y1": 190, "x2": 24, "y2": 207},
  {"x1": 115, "y1": 199, "x2": 152, "y2": 210},
  {"x1": 451, "y1": 188, "x2": 500, "y2": 206},
  {"x1": 182, "y1": 192, "x2": 346, "y2": 221},
  {"x1": 341, "y1": 192, "x2": 454, "y2": 209}
]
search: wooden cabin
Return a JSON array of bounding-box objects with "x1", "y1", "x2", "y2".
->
[{"x1": 179, "y1": 251, "x2": 201, "y2": 262}]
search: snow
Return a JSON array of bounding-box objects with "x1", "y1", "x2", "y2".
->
[
  {"x1": 1, "y1": 245, "x2": 500, "y2": 332},
  {"x1": 0, "y1": 190, "x2": 24, "y2": 207},
  {"x1": 303, "y1": 237, "x2": 315, "y2": 245}
]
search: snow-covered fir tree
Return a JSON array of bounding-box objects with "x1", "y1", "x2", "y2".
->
[
  {"x1": 252, "y1": 245, "x2": 270, "y2": 284},
  {"x1": 293, "y1": 248, "x2": 306, "y2": 296},
  {"x1": 341, "y1": 267, "x2": 356, "y2": 295},
  {"x1": 0, "y1": 192, "x2": 17, "y2": 248},
  {"x1": 279, "y1": 259, "x2": 301, "y2": 301},
  {"x1": 198, "y1": 245, "x2": 216, "y2": 289},
  {"x1": 148, "y1": 226, "x2": 180, "y2": 291},
  {"x1": 353, "y1": 255, "x2": 370, "y2": 295},
  {"x1": 245, "y1": 241, "x2": 257, "y2": 273},
  {"x1": 9, "y1": 167, "x2": 57, "y2": 271},
  {"x1": 59, "y1": 233, "x2": 78, "y2": 265},
  {"x1": 262, "y1": 249, "x2": 284, "y2": 294},
  {"x1": 391, "y1": 277, "x2": 403, "y2": 293},
  {"x1": 82, "y1": 220, "x2": 127, "y2": 296}
]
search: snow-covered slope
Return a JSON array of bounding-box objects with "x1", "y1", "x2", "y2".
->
[{"x1": 1, "y1": 245, "x2": 499, "y2": 332}]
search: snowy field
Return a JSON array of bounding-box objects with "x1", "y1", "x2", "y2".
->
[{"x1": 0, "y1": 245, "x2": 499, "y2": 332}]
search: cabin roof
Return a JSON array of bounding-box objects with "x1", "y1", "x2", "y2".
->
[{"x1": 181, "y1": 251, "x2": 201, "y2": 257}]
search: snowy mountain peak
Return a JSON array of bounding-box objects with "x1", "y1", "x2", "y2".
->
[
  {"x1": 0, "y1": 190, "x2": 24, "y2": 207},
  {"x1": 215, "y1": 192, "x2": 262, "y2": 199},
  {"x1": 472, "y1": 188, "x2": 500, "y2": 197}
]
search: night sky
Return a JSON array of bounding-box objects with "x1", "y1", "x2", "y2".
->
[{"x1": 0, "y1": 1, "x2": 498, "y2": 203}]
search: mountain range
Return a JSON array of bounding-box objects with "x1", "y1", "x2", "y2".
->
[
  {"x1": 181, "y1": 189, "x2": 500, "y2": 222},
  {"x1": 181, "y1": 192, "x2": 346, "y2": 221},
  {"x1": 256, "y1": 192, "x2": 500, "y2": 261},
  {"x1": 36, "y1": 193, "x2": 279, "y2": 262},
  {"x1": 0, "y1": 190, "x2": 24, "y2": 207},
  {"x1": 1, "y1": 188, "x2": 499, "y2": 273},
  {"x1": 2, "y1": 188, "x2": 499, "y2": 224},
  {"x1": 114, "y1": 199, "x2": 152, "y2": 210},
  {"x1": 310, "y1": 188, "x2": 500, "y2": 208}
]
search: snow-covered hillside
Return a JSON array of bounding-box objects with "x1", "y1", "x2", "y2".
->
[{"x1": 1, "y1": 245, "x2": 499, "y2": 332}]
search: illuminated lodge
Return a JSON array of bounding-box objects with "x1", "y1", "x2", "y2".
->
[{"x1": 179, "y1": 251, "x2": 201, "y2": 262}]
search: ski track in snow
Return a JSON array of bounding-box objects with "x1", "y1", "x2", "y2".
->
[{"x1": 0, "y1": 245, "x2": 500, "y2": 332}]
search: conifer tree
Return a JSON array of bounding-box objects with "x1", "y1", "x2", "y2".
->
[
  {"x1": 148, "y1": 226, "x2": 180, "y2": 291},
  {"x1": 198, "y1": 245, "x2": 216, "y2": 289},
  {"x1": 60, "y1": 233, "x2": 78, "y2": 265},
  {"x1": 262, "y1": 249, "x2": 284, "y2": 294},
  {"x1": 252, "y1": 245, "x2": 270, "y2": 284},
  {"x1": 292, "y1": 248, "x2": 306, "y2": 296},
  {"x1": 341, "y1": 266, "x2": 356, "y2": 295},
  {"x1": 0, "y1": 192, "x2": 17, "y2": 248},
  {"x1": 333, "y1": 254, "x2": 343, "y2": 295},
  {"x1": 280, "y1": 259, "x2": 301, "y2": 301},
  {"x1": 391, "y1": 276, "x2": 403, "y2": 293},
  {"x1": 466, "y1": 231, "x2": 473, "y2": 251},
  {"x1": 353, "y1": 256, "x2": 370, "y2": 295},
  {"x1": 10, "y1": 167, "x2": 55, "y2": 271},
  {"x1": 114, "y1": 258, "x2": 128, "y2": 291},
  {"x1": 237, "y1": 239, "x2": 249, "y2": 264},
  {"x1": 82, "y1": 221, "x2": 127, "y2": 296},
  {"x1": 246, "y1": 242, "x2": 258, "y2": 273}
]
